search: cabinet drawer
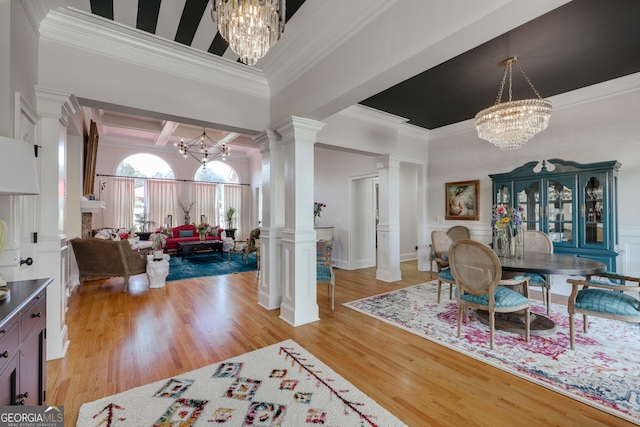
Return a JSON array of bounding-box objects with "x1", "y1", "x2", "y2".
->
[
  {"x1": 0, "y1": 321, "x2": 19, "y2": 372},
  {"x1": 20, "y1": 293, "x2": 46, "y2": 342}
]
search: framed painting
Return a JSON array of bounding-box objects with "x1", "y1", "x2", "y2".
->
[{"x1": 445, "y1": 180, "x2": 479, "y2": 221}]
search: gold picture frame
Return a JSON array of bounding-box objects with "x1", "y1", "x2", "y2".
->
[
  {"x1": 83, "y1": 120, "x2": 99, "y2": 196},
  {"x1": 445, "y1": 180, "x2": 479, "y2": 221}
]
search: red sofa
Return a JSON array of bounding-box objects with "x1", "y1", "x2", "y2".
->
[{"x1": 164, "y1": 224, "x2": 224, "y2": 252}]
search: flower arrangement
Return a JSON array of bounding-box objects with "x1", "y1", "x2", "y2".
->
[
  {"x1": 151, "y1": 232, "x2": 167, "y2": 251},
  {"x1": 195, "y1": 222, "x2": 210, "y2": 233},
  {"x1": 314, "y1": 202, "x2": 326, "y2": 219},
  {"x1": 492, "y1": 204, "x2": 525, "y2": 258},
  {"x1": 491, "y1": 204, "x2": 525, "y2": 235}
]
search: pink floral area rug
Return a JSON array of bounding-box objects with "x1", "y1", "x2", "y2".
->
[
  {"x1": 344, "y1": 281, "x2": 640, "y2": 425},
  {"x1": 76, "y1": 340, "x2": 406, "y2": 427}
]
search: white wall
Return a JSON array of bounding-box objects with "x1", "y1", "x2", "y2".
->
[{"x1": 428, "y1": 76, "x2": 640, "y2": 280}]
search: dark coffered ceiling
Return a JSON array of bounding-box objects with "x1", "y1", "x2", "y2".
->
[{"x1": 87, "y1": 0, "x2": 640, "y2": 131}]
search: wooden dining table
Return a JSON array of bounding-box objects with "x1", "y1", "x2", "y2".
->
[{"x1": 478, "y1": 252, "x2": 607, "y2": 337}]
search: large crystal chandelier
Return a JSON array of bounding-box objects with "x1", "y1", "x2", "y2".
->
[
  {"x1": 175, "y1": 128, "x2": 230, "y2": 168},
  {"x1": 211, "y1": 0, "x2": 286, "y2": 66},
  {"x1": 475, "y1": 57, "x2": 552, "y2": 150}
]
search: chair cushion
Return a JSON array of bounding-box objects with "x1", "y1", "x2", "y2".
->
[
  {"x1": 513, "y1": 273, "x2": 547, "y2": 285},
  {"x1": 460, "y1": 286, "x2": 529, "y2": 308},
  {"x1": 576, "y1": 289, "x2": 640, "y2": 317},
  {"x1": 438, "y1": 268, "x2": 454, "y2": 281},
  {"x1": 317, "y1": 264, "x2": 332, "y2": 281}
]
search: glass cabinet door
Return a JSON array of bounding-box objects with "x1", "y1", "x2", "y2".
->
[
  {"x1": 546, "y1": 179, "x2": 574, "y2": 245},
  {"x1": 582, "y1": 174, "x2": 605, "y2": 246},
  {"x1": 514, "y1": 180, "x2": 541, "y2": 231},
  {"x1": 495, "y1": 182, "x2": 511, "y2": 205}
]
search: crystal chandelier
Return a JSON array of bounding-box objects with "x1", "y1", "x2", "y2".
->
[
  {"x1": 475, "y1": 57, "x2": 552, "y2": 150},
  {"x1": 175, "y1": 128, "x2": 230, "y2": 168},
  {"x1": 211, "y1": 0, "x2": 286, "y2": 66}
]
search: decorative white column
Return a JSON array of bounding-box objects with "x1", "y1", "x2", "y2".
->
[
  {"x1": 274, "y1": 117, "x2": 325, "y2": 326},
  {"x1": 253, "y1": 130, "x2": 284, "y2": 310},
  {"x1": 35, "y1": 87, "x2": 78, "y2": 360},
  {"x1": 376, "y1": 155, "x2": 402, "y2": 282}
]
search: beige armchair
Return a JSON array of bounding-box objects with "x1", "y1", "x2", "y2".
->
[{"x1": 70, "y1": 238, "x2": 147, "y2": 293}]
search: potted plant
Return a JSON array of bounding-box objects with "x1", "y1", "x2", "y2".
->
[
  {"x1": 150, "y1": 232, "x2": 166, "y2": 261},
  {"x1": 134, "y1": 212, "x2": 156, "y2": 240},
  {"x1": 224, "y1": 207, "x2": 237, "y2": 239}
]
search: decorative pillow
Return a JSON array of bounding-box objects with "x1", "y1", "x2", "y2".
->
[
  {"x1": 208, "y1": 225, "x2": 220, "y2": 237},
  {"x1": 179, "y1": 230, "x2": 194, "y2": 238},
  {"x1": 161, "y1": 227, "x2": 173, "y2": 238},
  {"x1": 94, "y1": 230, "x2": 110, "y2": 239}
]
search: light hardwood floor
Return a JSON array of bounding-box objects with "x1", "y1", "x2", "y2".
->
[{"x1": 47, "y1": 261, "x2": 632, "y2": 426}]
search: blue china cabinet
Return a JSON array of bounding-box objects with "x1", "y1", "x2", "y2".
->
[{"x1": 489, "y1": 159, "x2": 620, "y2": 270}]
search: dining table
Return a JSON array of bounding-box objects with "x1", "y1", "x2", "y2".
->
[{"x1": 477, "y1": 252, "x2": 607, "y2": 337}]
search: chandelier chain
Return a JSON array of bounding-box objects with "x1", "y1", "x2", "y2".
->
[{"x1": 475, "y1": 57, "x2": 552, "y2": 150}]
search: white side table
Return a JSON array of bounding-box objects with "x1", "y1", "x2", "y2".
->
[{"x1": 146, "y1": 254, "x2": 170, "y2": 288}]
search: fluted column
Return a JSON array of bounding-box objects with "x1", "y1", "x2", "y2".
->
[
  {"x1": 376, "y1": 155, "x2": 402, "y2": 282},
  {"x1": 274, "y1": 117, "x2": 325, "y2": 326},
  {"x1": 253, "y1": 130, "x2": 284, "y2": 310},
  {"x1": 35, "y1": 86, "x2": 78, "y2": 360}
]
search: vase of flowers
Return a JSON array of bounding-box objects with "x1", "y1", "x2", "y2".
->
[
  {"x1": 314, "y1": 202, "x2": 326, "y2": 225},
  {"x1": 491, "y1": 204, "x2": 525, "y2": 258},
  {"x1": 151, "y1": 232, "x2": 167, "y2": 261},
  {"x1": 195, "y1": 222, "x2": 209, "y2": 243}
]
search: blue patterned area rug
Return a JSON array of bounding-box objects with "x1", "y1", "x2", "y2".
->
[
  {"x1": 166, "y1": 253, "x2": 257, "y2": 282},
  {"x1": 77, "y1": 340, "x2": 406, "y2": 426},
  {"x1": 345, "y1": 282, "x2": 640, "y2": 425}
]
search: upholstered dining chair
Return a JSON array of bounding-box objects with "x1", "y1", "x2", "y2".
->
[
  {"x1": 228, "y1": 227, "x2": 260, "y2": 268},
  {"x1": 431, "y1": 230, "x2": 455, "y2": 303},
  {"x1": 317, "y1": 244, "x2": 336, "y2": 310},
  {"x1": 449, "y1": 239, "x2": 531, "y2": 349},
  {"x1": 566, "y1": 275, "x2": 640, "y2": 350},
  {"x1": 446, "y1": 225, "x2": 471, "y2": 242},
  {"x1": 523, "y1": 230, "x2": 554, "y2": 314}
]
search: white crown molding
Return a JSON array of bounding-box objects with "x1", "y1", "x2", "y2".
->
[
  {"x1": 340, "y1": 104, "x2": 408, "y2": 127},
  {"x1": 262, "y1": 0, "x2": 396, "y2": 97},
  {"x1": 550, "y1": 71, "x2": 640, "y2": 110},
  {"x1": 429, "y1": 71, "x2": 640, "y2": 140},
  {"x1": 39, "y1": 7, "x2": 270, "y2": 100}
]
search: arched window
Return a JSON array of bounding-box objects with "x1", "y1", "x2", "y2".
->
[
  {"x1": 194, "y1": 161, "x2": 242, "y2": 236},
  {"x1": 111, "y1": 154, "x2": 175, "y2": 230}
]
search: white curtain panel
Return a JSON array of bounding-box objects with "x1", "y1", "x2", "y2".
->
[
  {"x1": 104, "y1": 177, "x2": 135, "y2": 229},
  {"x1": 192, "y1": 182, "x2": 218, "y2": 226},
  {"x1": 224, "y1": 184, "x2": 242, "y2": 237},
  {"x1": 147, "y1": 179, "x2": 179, "y2": 229}
]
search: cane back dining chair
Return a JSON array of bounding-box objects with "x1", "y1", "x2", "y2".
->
[
  {"x1": 449, "y1": 239, "x2": 531, "y2": 349},
  {"x1": 431, "y1": 230, "x2": 456, "y2": 303},
  {"x1": 523, "y1": 230, "x2": 554, "y2": 314},
  {"x1": 566, "y1": 274, "x2": 640, "y2": 350},
  {"x1": 446, "y1": 225, "x2": 471, "y2": 242}
]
